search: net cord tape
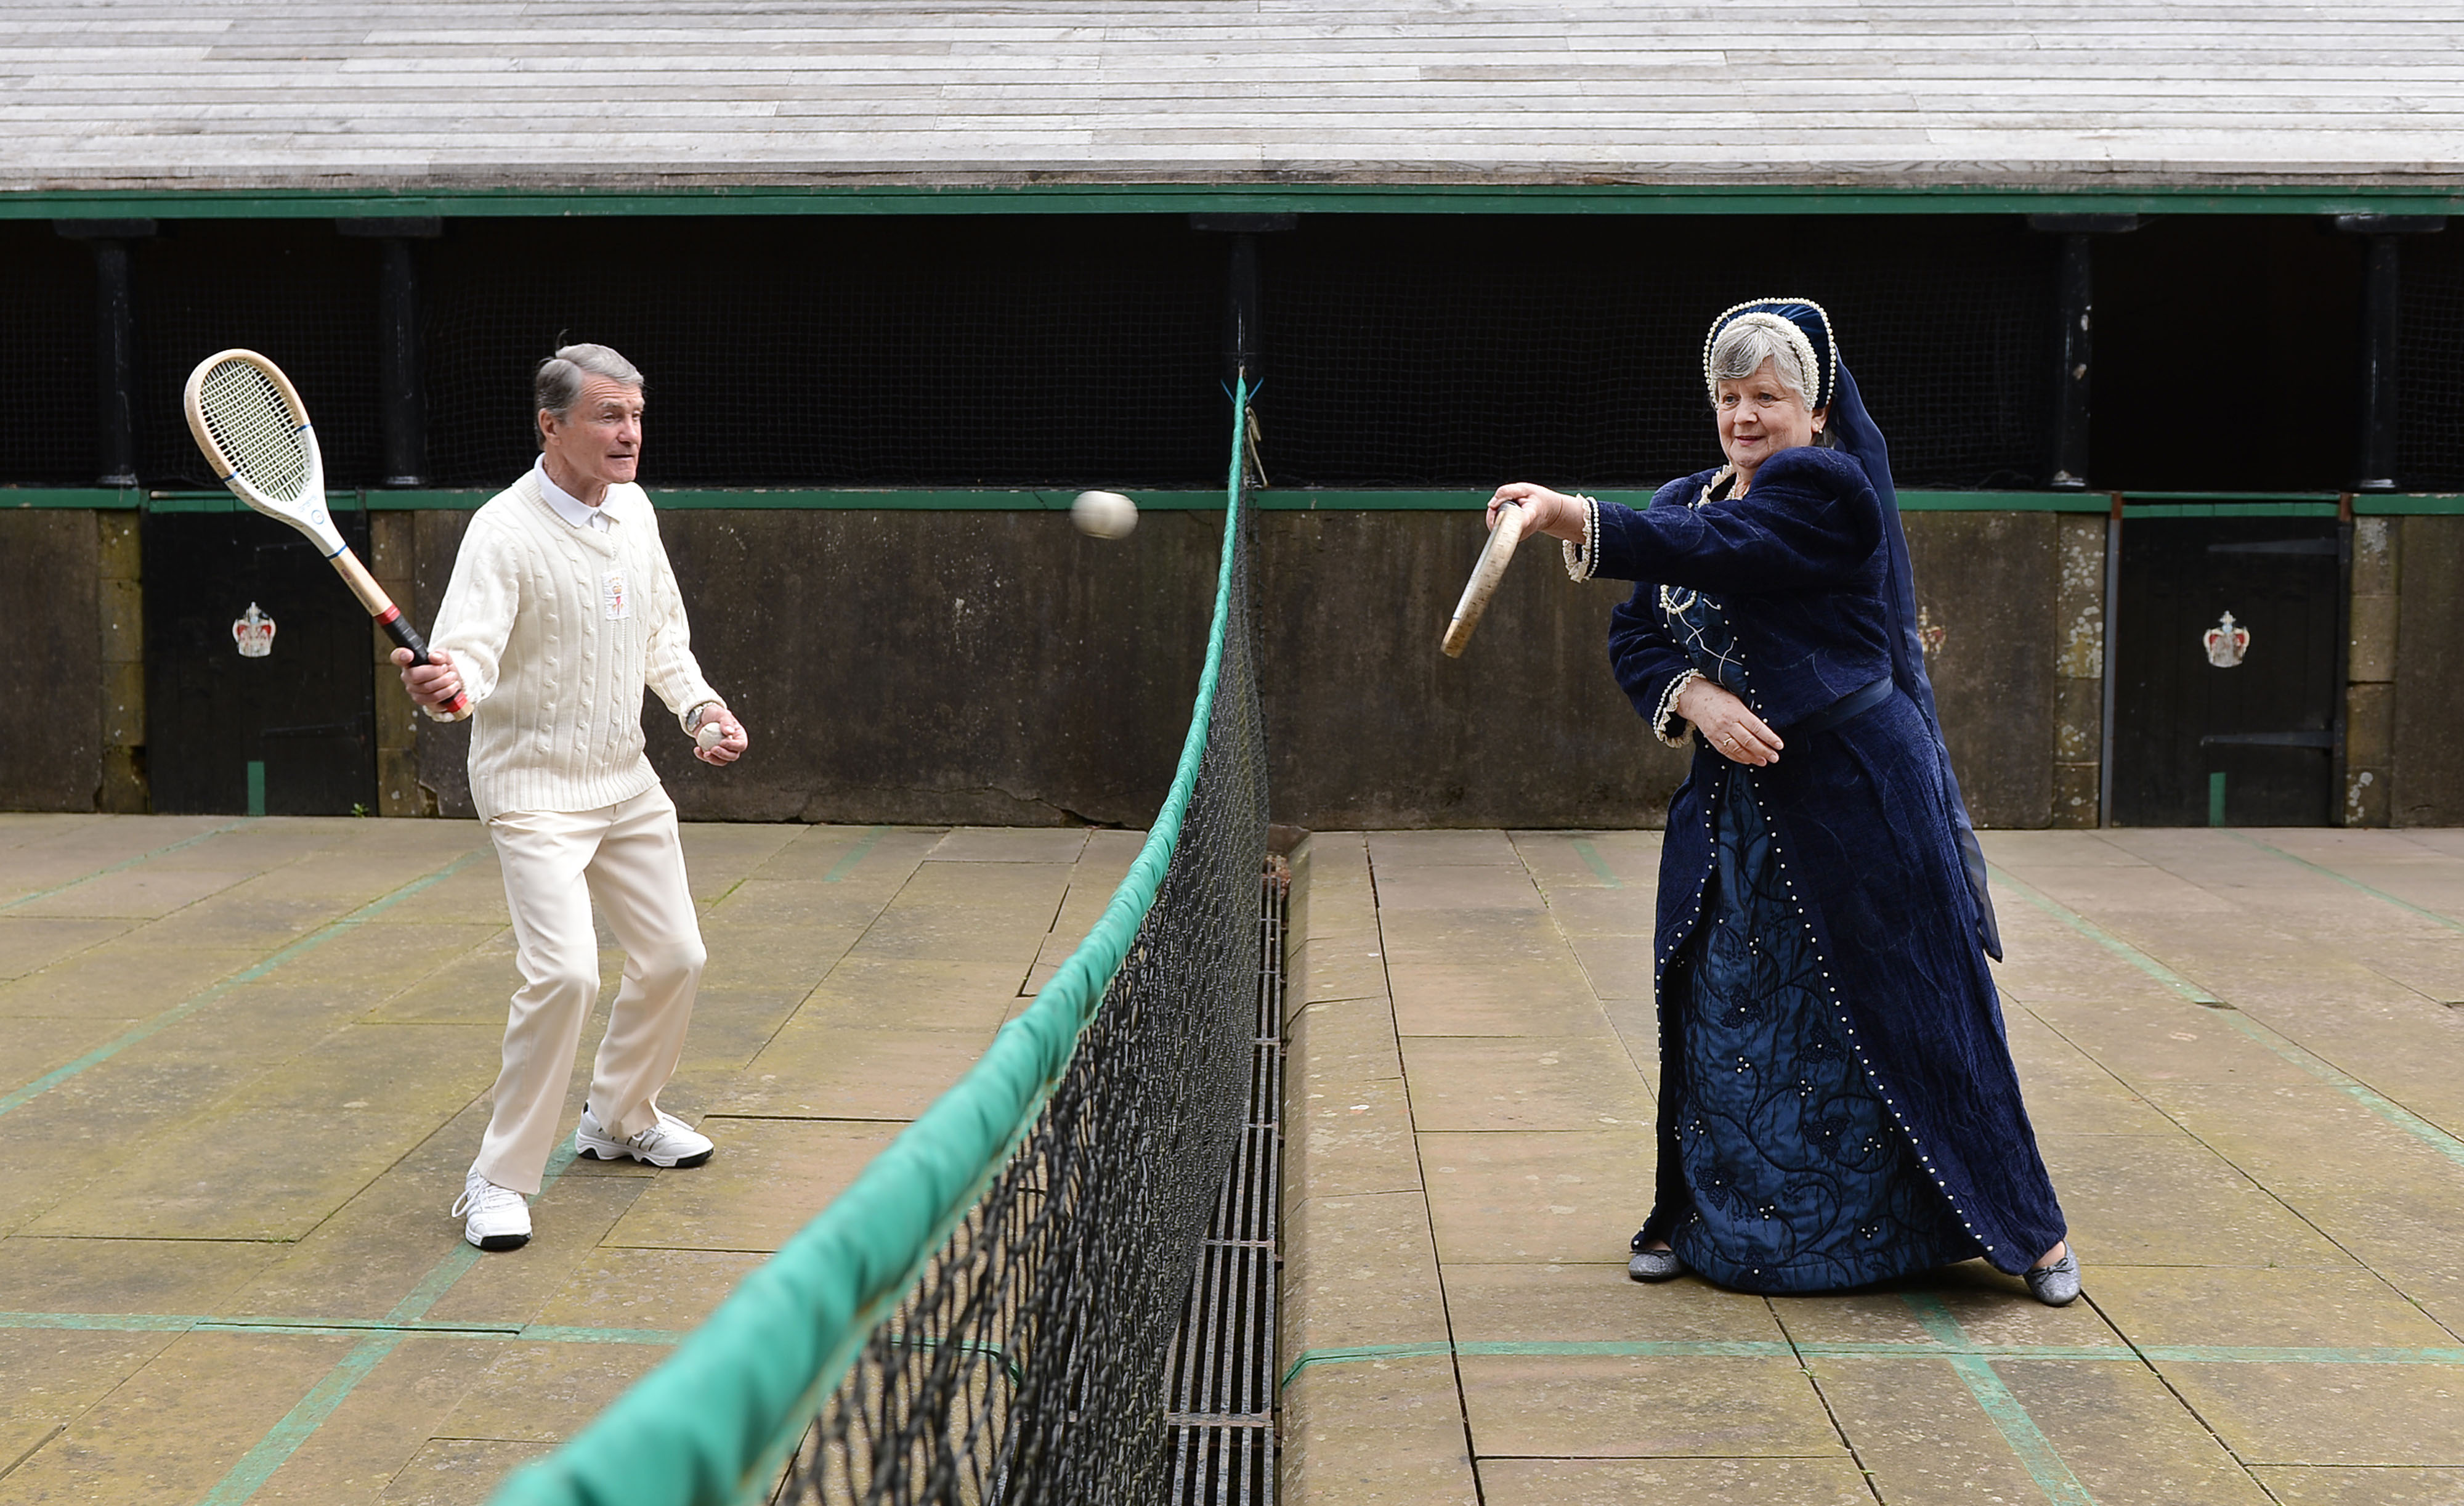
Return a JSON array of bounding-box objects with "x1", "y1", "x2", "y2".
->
[{"x1": 486, "y1": 376, "x2": 1255, "y2": 1506}]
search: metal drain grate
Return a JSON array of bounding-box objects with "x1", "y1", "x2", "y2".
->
[{"x1": 1165, "y1": 866, "x2": 1286, "y2": 1505}]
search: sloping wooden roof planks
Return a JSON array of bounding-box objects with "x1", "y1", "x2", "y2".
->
[{"x1": 4, "y1": 1, "x2": 2461, "y2": 200}]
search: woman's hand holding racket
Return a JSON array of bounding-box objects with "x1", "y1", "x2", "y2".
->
[
  {"x1": 1485, "y1": 482, "x2": 1589, "y2": 542},
  {"x1": 1677, "y1": 677, "x2": 1784, "y2": 766}
]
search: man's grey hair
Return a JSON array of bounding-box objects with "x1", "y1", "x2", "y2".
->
[{"x1": 535, "y1": 343, "x2": 644, "y2": 447}]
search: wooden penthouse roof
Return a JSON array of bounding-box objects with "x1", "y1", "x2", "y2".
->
[{"x1": 4, "y1": 1, "x2": 2461, "y2": 206}]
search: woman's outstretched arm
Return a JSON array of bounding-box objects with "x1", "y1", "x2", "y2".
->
[{"x1": 1491, "y1": 449, "x2": 1884, "y2": 595}]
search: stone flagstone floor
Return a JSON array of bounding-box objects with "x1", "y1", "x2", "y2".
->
[
  {"x1": 0, "y1": 814, "x2": 1133, "y2": 1505},
  {"x1": 3, "y1": 816, "x2": 2462, "y2": 1505},
  {"x1": 1281, "y1": 827, "x2": 2464, "y2": 1506}
]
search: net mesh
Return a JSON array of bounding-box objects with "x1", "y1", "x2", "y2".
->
[
  {"x1": 485, "y1": 383, "x2": 1268, "y2": 1506},
  {"x1": 771, "y1": 450, "x2": 1268, "y2": 1506},
  {"x1": 419, "y1": 218, "x2": 1225, "y2": 489},
  {"x1": 1257, "y1": 216, "x2": 2059, "y2": 490},
  {"x1": 195, "y1": 358, "x2": 315, "y2": 502},
  {"x1": 0, "y1": 224, "x2": 97, "y2": 486},
  {"x1": 6, "y1": 216, "x2": 2065, "y2": 494},
  {"x1": 132, "y1": 224, "x2": 383, "y2": 489},
  {"x1": 2400, "y1": 230, "x2": 2464, "y2": 490}
]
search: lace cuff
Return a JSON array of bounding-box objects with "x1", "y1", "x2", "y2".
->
[
  {"x1": 1650, "y1": 670, "x2": 1703, "y2": 749},
  {"x1": 1560, "y1": 494, "x2": 1602, "y2": 581}
]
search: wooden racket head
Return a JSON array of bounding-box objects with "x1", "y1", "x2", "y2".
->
[
  {"x1": 1441, "y1": 502, "x2": 1527, "y2": 657},
  {"x1": 183, "y1": 349, "x2": 344, "y2": 556}
]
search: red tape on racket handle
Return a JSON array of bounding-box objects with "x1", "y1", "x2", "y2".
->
[{"x1": 379, "y1": 611, "x2": 473, "y2": 722}]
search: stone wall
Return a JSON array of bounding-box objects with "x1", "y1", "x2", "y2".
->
[
  {"x1": 2391, "y1": 516, "x2": 2464, "y2": 827},
  {"x1": 18, "y1": 503, "x2": 2454, "y2": 828},
  {"x1": 0, "y1": 512, "x2": 109, "y2": 812},
  {"x1": 404, "y1": 508, "x2": 2072, "y2": 831}
]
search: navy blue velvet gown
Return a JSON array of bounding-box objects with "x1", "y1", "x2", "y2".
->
[{"x1": 1589, "y1": 449, "x2": 2066, "y2": 1290}]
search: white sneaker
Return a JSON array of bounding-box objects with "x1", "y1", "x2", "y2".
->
[
  {"x1": 575, "y1": 1104, "x2": 715, "y2": 1168},
  {"x1": 452, "y1": 1170, "x2": 532, "y2": 1252}
]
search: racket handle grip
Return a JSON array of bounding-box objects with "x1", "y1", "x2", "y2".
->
[{"x1": 380, "y1": 611, "x2": 473, "y2": 723}]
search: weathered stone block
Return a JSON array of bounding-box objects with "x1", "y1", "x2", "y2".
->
[
  {"x1": 2053, "y1": 674, "x2": 2102, "y2": 764},
  {"x1": 2050, "y1": 762, "x2": 2099, "y2": 828},
  {"x1": 2056, "y1": 513, "x2": 2107, "y2": 680},
  {"x1": 2349, "y1": 593, "x2": 2399, "y2": 684},
  {"x1": 1905, "y1": 511, "x2": 2058, "y2": 829},
  {"x1": 101, "y1": 659, "x2": 146, "y2": 749},
  {"x1": 99, "y1": 577, "x2": 144, "y2": 665},
  {"x1": 2351, "y1": 515, "x2": 2398, "y2": 598},
  {"x1": 0, "y1": 511, "x2": 102, "y2": 811},
  {"x1": 2345, "y1": 682, "x2": 2395, "y2": 770},
  {"x1": 2393, "y1": 518, "x2": 2464, "y2": 825}
]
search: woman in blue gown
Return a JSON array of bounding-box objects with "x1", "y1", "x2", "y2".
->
[{"x1": 1488, "y1": 299, "x2": 2079, "y2": 1304}]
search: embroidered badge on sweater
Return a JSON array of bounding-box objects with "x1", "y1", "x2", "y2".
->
[{"x1": 602, "y1": 569, "x2": 631, "y2": 621}]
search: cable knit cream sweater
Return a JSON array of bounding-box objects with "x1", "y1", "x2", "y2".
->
[{"x1": 431, "y1": 469, "x2": 719, "y2": 821}]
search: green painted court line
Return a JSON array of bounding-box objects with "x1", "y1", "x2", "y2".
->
[
  {"x1": 2214, "y1": 1009, "x2": 2464, "y2": 1172},
  {"x1": 0, "y1": 1311, "x2": 684, "y2": 1348},
  {"x1": 2139, "y1": 1345, "x2": 2464, "y2": 1365},
  {"x1": 2224, "y1": 829, "x2": 2464, "y2": 935},
  {"x1": 821, "y1": 826, "x2": 891, "y2": 884},
  {"x1": 196, "y1": 1333, "x2": 402, "y2": 1506},
  {"x1": 198, "y1": 1144, "x2": 585, "y2": 1504},
  {"x1": 1278, "y1": 1333, "x2": 2464, "y2": 1391},
  {"x1": 1901, "y1": 1293, "x2": 2098, "y2": 1506},
  {"x1": 1991, "y1": 861, "x2": 2464, "y2": 1171},
  {"x1": 1570, "y1": 840, "x2": 1624, "y2": 889},
  {"x1": 0, "y1": 818, "x2": 251, "y2": 913},
  {"x1": 1985, "y1": 865, "x2": 2223, "y2": 1004},
  {"x1": 0, "y1": 1311, "x2": 202, "y2": 1332},
  {"x1": 0, "y1": 845, "x2": 491, "y2": 1120}
]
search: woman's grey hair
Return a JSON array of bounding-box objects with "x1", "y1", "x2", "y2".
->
[
  {"x1": 1708, "y1": 317, "x2": 1813, "y2": 405},
  {"x1": 1705, "y1": 314, "x2": 1837, "y2": 446},
  {"x1": 535, "y1": 343, "x2": 644, "y2": 446}
]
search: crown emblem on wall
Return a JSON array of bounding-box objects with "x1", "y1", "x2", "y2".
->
[
  {"x1": 2203, "y1": 610, "x2": 2250, "y2": 669},
  {"x1": 232, "y1": 603, "x2": 277, "y2": 659}
]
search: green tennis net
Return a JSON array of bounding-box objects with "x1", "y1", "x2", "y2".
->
[{"x1": 488, "y1": 377, "x2": 1268, "y2": 1506}]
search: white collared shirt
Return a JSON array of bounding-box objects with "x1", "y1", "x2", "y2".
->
[{"x1": 534, "y1": 457, "x2": 613, "y2": 532}]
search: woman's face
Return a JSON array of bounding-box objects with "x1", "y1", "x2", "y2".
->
[{"x1": 1714, "y1": 357, "x2": 1824, "y2": 482}]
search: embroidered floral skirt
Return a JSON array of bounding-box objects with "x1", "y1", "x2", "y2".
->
[{"x1": 1662, "y1": 762, "x2": 1981, "y2": 1293}]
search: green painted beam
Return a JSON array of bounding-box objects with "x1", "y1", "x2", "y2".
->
[
  {"x1": 6, "y1": 182, "x2": 2464, "y2": 221},
  {"x1": 14, "y1": 486, "x2": 2463, "y2": 515}
]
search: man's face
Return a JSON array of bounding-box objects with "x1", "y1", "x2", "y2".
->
[{"x1": 539, "y1": 376, "x2": 644, "y2": 494}]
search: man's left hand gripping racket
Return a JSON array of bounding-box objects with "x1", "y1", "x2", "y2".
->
[{"x1": 183, "y1": 349, "x2": 469, "y2": 721}]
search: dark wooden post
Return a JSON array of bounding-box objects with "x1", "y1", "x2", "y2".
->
[
  {"x1": 2334, "y1": 214, "x2": 2445, "y2": 492},
  {"x1": 1190, "y1": 212, "x2": 1293, "y2": 387},
  {"x1": 338, "y1": 217, "x2": 444, "y2": 487},
  {"x1": 54, "y1": 219, "x2": 158, "y2": 488},
  {"x1": 2026, "y1": 214, "x2": 2138, "y2": 490}
]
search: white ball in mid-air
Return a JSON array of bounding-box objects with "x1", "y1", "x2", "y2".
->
[{"x1": 1071, "y1": 490, "x2": 1139, "y2": 539}]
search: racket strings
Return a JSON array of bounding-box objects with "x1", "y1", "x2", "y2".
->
[{"x1": 198, "y1": 360, "x2": 314, "y2": 503}]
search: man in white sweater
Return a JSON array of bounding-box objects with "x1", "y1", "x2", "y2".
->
[{"x1": 395, "y1": 343, "x2": 747, "y2": 1252}]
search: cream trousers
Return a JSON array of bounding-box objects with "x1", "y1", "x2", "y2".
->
[{"x1": 473, "y1": 785, "x2": 705, "y2": 1194}]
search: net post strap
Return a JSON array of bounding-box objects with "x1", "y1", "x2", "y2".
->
[{"x1": 486, "y1": 376, "x2": 1255, "y2": 1506}]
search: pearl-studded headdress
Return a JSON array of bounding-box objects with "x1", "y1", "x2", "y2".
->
[{"x1": 1702, "y1": 298, "x2": 1838, "y2": 412}]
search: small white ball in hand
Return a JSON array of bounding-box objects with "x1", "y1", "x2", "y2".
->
[
  {"x1": 696, "y1": 718, "x2": 727, "y2": 752},
  {"x1": 1071, "y1": 490, "x2": 1138, "y2": 540}
]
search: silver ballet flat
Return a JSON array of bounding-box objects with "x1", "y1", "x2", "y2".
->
[
  {"x1": 1627, "y1": 1247, "x2": 1686, "y2": 1283},
  {"x1": 2025, "y1": 1248, "x2": 2081, "y2": 1306}
]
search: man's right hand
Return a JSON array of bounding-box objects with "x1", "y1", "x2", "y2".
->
[{"x1": 391, "y1": 646, "x2": 466, "y2": 712}]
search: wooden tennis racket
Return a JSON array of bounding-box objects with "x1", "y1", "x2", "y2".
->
[
  {"x1": 183, "y1": 349, "x2": 469, "y2": 721},
  {"x1": 1441, "y1": 501, "x2": 1526, "y2": 657}
]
